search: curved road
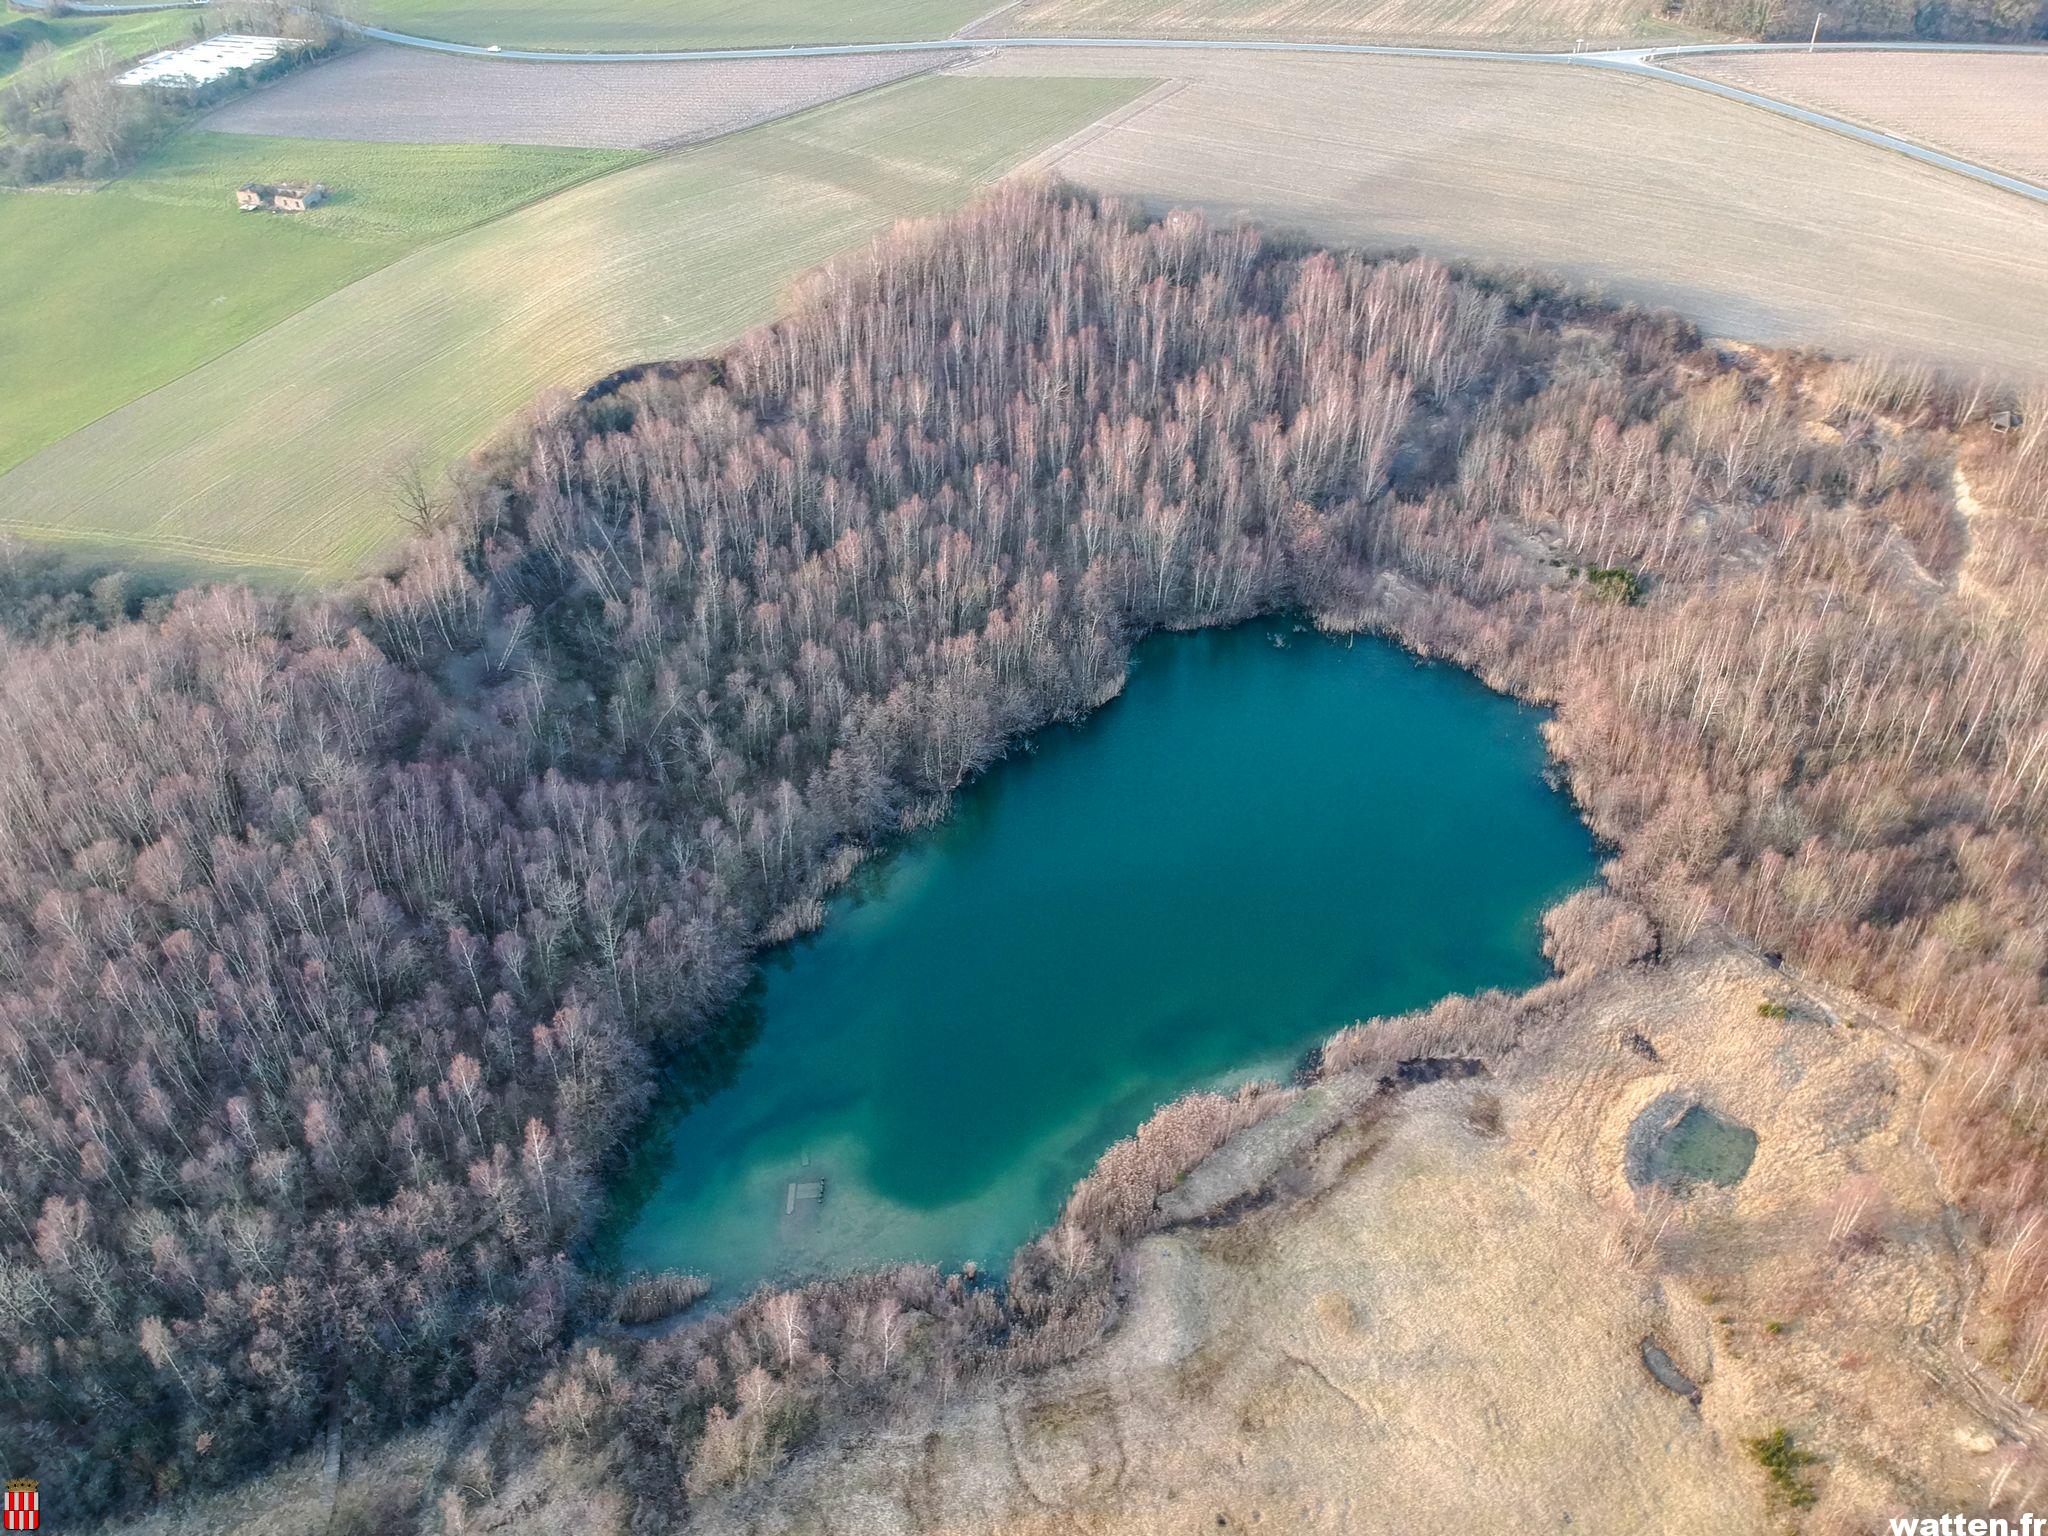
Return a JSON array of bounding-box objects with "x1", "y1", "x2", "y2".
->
[
  {"x1": 28, "y1": 0, "x2": 2048, "y2": 207},
  {"x1": 331, "y1": 22, "x2": 2048, "y2": 207}
]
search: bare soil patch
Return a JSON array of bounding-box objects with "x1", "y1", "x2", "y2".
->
[
  {"x1": 969, "y1": 48, "x2": 2048, "y2": 382},
  {"x1": 1680, "y1": 49, "x2": 2048, "y2": 188},
  {"x1": 205, "y1": 44, "x2": 962, "y2": 150}
]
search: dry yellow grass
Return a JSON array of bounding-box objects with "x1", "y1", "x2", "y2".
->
[
  {"x1": 96, "y1": 944, "x2": 2019, "y2": 1535},
  {"x1": 1680, "y1": 49, "x2": 2048, "y2": 188},
  {"x1": 976, "y1": 49, "x2": 2048, "y2": 383},
  {"x1": 664, "y1": 944, "x2": 2010, "y2": 1534},
  {"x1": 999, "y1": 0, "x2": 1703, "y2": 48}
]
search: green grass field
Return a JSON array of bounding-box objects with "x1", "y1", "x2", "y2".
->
[
  {"x1": 0, "y1": 75, "x2": 1143, "y2": 581},
  {"x1": 0, "y1": 132, "x2": 640, "y2": 474},
  {"x1": 0, "y1": 9, "x2": 201, "y2": 93},
  {"x1": 359, "y1": 0, "x2": 991, "y2": 49}
]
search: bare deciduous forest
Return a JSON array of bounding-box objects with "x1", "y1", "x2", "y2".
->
[{"x1": 2, "y1": 186, "x2": 2045, "y2": 1525}]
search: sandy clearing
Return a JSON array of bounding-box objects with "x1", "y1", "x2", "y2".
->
[
  {"x1": 204, "y1": 44, "x2": 963, "y2": 150},
  {"x1": 1679, "y1": 49, "x2": 2048, "y2": 189},
  {"x1": 966, "y1": 48, "x2": 2048, "y2": 383}
]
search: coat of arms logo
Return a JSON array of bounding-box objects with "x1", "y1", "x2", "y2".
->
[{"x1": 1, "y1": 1480, "x2": 36, "y2": 1532}]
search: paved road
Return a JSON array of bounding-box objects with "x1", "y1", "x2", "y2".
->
[
  {"x1": 1582, "y1": 45, "x2": 2048, "y2": 207},
  {"x1": 328, "y1": 22, "x2": 2048, "y2": 206},
  {"x1": 28, "y1": 0, "x2": 2048, "y2": 208}
]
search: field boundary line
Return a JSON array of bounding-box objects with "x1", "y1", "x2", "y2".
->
[
  {"x1": 639, "y1": 48, "x2": 972, "y2": 151},
  {"x1": 1588, "y1": 53, "x2": 2048, "y2": 208},
  {"x1": 1012, "y1": 76, "x2": 1185, "y2": 176},
  {"x1": 316, "y1": 20, "x2": 2048, "y2": 206},
  {"x1": 329, "y1": 20, "x2": 2048, "y2": 67},
  {"x1": 0, "y1": 517, "x2": 329, "y2": 573},
  {"x1": 1663, "y1": 50, "x2": 2047, "y2": 196},
  {"x1": 960, "y1": 0, "x2": 1030, "y2": 39}
]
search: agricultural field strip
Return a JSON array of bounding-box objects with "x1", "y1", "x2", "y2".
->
[
  {"x1": 962, "y1": 47, "x2": 2048, "y2": 382},
  {"x1": 353, "y1": 0, "x2": 992, "y2": 53},
  {"x1": 7, "y1": 1, "x2": 208, "y2": 11},
  {"x1": 323, "y1": 24, "x2": 2048, "y2": 205},
  {"x1": 205, "y1": 46, "x2": 962, "y2": 149},
  {"x1": 0, "y1": 76, "x2": 1147, "y2": 579},
  {"x1": 1671, "y1": 49, "x2": 2048, "y2": 187},
  {"x1": 0, "y1": 136, "x2": 642, "y2": 475},
  {"x1": 988, "y1": 0, "x2": 1700, "y2": 50}
]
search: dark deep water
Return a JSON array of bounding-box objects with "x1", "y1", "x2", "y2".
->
[{"x1": 611, "y1": 618, "x2": 1599, "y2": 1294}]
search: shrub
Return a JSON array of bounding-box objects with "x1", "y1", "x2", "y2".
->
[
  {"x1": 1543, "y1": 889, "x2": 1658, "y2": 975},
  {"x1": 1584, "y1": 565, "x2": 1644, "y2": 604},
  {"x1": 1746, "y1": 1426, "x2": 1821, "y2": 1507}
]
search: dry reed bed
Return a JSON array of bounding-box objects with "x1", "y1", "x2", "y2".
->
[{"x1": 672, "y1": 948, "x2": 1989, "y2": 1535}]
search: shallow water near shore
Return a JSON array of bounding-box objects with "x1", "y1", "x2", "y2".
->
[
  {"x1": 1652, "y1": 1104, "x2": 1760, "y2": 1189},
  {"x1": 608, "y1": 618, "x2": 1599, "y2": 1296}
]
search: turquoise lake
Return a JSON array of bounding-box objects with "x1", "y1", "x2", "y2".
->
[{"x1": 612, "y1": 618, "x2": 1599, "y2": 1294}]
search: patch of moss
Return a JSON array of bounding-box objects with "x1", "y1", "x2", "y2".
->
[{"x1": 1746, "y1": 1426, "x2": 1820, "y2": 1508}]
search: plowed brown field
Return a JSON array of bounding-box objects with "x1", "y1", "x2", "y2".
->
[
  {"x1": 1678, "y1": 49, "x2": 2048, "y2": 188},
  {"x1": 975, "y1": 48, "x2": 2048, "y2": 382},
  {"x1": 207, "y1": 45, "x2": 962, "y2": 150}
]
